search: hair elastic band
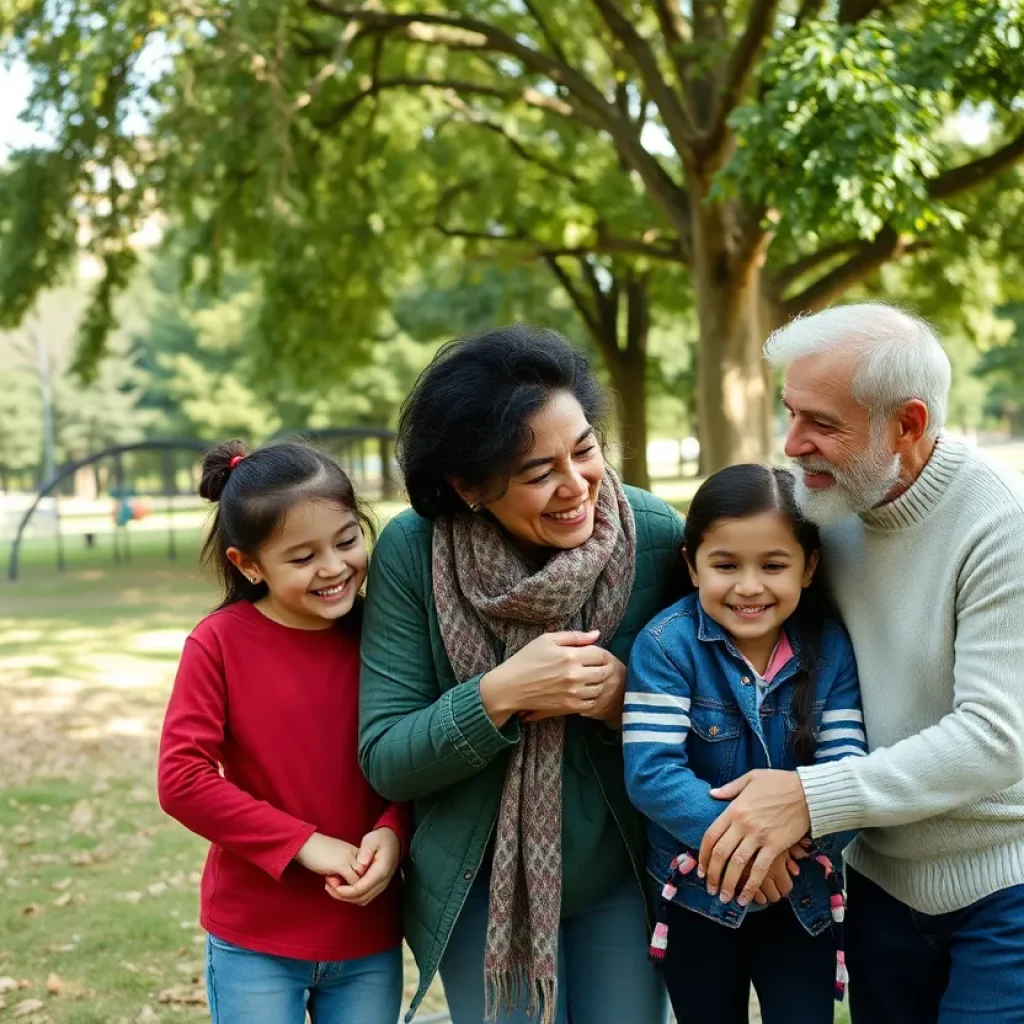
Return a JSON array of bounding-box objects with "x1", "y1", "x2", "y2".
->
[{"x1": 229, "y1": 454, "x2": 245, "y2": 470}]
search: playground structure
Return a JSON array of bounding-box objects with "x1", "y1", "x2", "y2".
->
[{"x1": 6, "y1": 428, "x2": 397, "y2": 581}]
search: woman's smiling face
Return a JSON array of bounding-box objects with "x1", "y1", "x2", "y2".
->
[{"x1": 467, "y1": 391, "x2": 606, "y2": 557}]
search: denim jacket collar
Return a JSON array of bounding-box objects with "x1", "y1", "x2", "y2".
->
[{"x1": 694, "y1": 596, "x2": 805, "y2": 685}]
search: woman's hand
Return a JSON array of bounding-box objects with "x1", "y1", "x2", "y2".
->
[
  {"x1": 521, "y1": 650, "x2": 627, "y2": 726},
  {"x1": 479, "y1": 630, "x2": 616, "y2": 727},
  {"x1": 325, "y1": 828, "x2": 401, "y2": 907},
  {"x1": 581, "y1": 651, "x2": 626, "y2": 725},
  {"x1": 294, "y1": 832, "x2": 366, "y2": 885}
]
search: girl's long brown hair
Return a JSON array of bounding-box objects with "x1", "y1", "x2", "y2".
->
[{"x1": 682, "y1": 464, "x2": 835, "y2": 764}]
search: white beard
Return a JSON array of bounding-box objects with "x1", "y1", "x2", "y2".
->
[{"x1": 793, "y1": 431, "x2": 902, "y2": 526}]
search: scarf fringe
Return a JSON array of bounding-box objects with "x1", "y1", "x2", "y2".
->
[{"x1": 485, "y1": 970, "x2": 556, "y2": 1024}]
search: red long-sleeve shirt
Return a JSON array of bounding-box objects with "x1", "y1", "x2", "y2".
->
[{"x1": 157, "y1": 600, "x2": 407, "y2": 961}]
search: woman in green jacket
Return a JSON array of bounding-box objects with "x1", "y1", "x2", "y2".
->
[{"x1": 359, "y1": 326, "x2": 684, "y2": 1024}]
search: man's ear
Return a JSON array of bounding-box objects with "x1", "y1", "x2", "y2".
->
[{"x1": 893, "y1": 399, "x2": 929, "y2": 450}]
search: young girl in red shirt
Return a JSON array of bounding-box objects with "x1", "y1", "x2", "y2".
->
[{"x1": 158, "y1": 439, "x2": 407, "y2": 1024}]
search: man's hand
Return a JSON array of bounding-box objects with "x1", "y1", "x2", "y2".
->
[
  {"x1": 325, "y1": 827, "x2": 401, "y2": 907},
  {"x1": 698, "y1": 770, "x2": 811, "y2": 907}
]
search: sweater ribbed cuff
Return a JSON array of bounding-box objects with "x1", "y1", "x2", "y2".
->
[
  {"x1": 442, "y1": 676, "x2": 521, "y2": 768},
  {"x1": 797, "y1": 760, "x2": 864, "y2": 838}
]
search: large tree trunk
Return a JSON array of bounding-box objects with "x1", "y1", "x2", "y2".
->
[
  {"x1": 613, "y1": 272, "x2": 652, "y2": 491},
  {"x1": 691, "y1": 197, "x2": 773, "y2": 475},
  {"x1": 610, "y1": 347, "x2": 650, "y2": 490},
  {"x1": 545, "y1": 256, "x2": 653, "y2": 490}
]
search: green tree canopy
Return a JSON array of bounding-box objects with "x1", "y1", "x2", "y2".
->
[{"x1": 2, "y1": 0, "x2": 1024, "y2": 473}]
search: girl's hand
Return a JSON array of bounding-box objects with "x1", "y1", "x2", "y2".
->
[
  {"x1": 325, "y1": 828, "x2": 401, "y2": 907},
  {"x1": 521, "y1": 652, "x2": 627, "y2": 726},
  {"x1": 752, "y1": 850, "x2": 800, "y2": 904},
  {"x1": 789, "y1": 839, "x2": 812, "y2": 861},
  {"x1": 479, "y1": 630, "x2": 615, "y2": 727},
  {"x1": 294, "y1": 833, "x2": 366, "y2": 886}
]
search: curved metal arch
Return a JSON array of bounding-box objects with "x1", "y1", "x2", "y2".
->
[{"x1": 7, "y1": 438, "x2": 211, "y2": 581}]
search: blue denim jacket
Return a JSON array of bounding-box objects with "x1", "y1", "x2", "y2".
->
[{"x1": 623, "y1": 591, "x2": 866, "y2": 936}]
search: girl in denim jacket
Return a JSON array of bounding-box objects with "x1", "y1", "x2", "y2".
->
[{"x1": 624, "y1": 465, "x2": 865, "y2": 1024}]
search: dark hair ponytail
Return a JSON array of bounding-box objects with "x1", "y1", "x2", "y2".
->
[
  {"x1": 199, "y1": 438, "x2": 374, "y2": 609},
  {"x1": 683, "y1": 464, "x2": 834, "y2": 764}
]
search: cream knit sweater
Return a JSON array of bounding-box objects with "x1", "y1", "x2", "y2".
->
[{"x1": 797, "y1": 436, "x2": 1024, "y2": 914}]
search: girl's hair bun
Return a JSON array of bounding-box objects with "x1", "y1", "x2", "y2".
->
[{"x1": 199, "y1": 439, "x2": 248, "y2": 503}]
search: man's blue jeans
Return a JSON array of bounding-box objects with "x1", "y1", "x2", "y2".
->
[
  {"x1": 847, "y1": 867, "x2": 1024, "y2": 1023},
  {"x1": 205, "y1": 934, "x2": 402, "y2": 1024}
]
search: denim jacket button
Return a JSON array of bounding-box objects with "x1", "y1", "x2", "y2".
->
[
  {"x1": 709, "y1": 725, "x2": 721, "y2": 737},
  {"x1": 800, "y1": 896, "x2": 814, "y2": 908},
  {"x1": 740, "y1": 676, "x2": 752, "y2": 685}
]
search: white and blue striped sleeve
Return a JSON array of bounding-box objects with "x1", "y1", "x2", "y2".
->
[
  {"x1": 807, "y1": 629, "x2": 866, "y2": 857},
  {"x1": 623, "y1": 623, "x2": 730, "y2": 849},
  {"x1": 814, "y1": 636, "x2": 868, "y2": 765}
]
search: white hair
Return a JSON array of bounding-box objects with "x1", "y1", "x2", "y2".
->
[{"x1": 763, "y1": 302, "x2": 951, "y2": 437}]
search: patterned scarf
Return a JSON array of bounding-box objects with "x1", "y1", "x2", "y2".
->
[{"x1": 432, "y1": 469, "x2": 637, "y2": 1024}]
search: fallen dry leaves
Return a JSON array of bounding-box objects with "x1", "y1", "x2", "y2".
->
[{"x1": 11, "y1": 997, "x2": 45, "y2": 1016}]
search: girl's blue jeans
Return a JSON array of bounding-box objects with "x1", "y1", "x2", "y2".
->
[
  {"x1": 660, "y1": 896, "x2": 836, "y2": 1024},
  {"x1": 438, "y1": 874, "x2": 668, "y2": 1024},
  {"x1": 205, "y1": 934, "x2": 402, "y2": 1024}
]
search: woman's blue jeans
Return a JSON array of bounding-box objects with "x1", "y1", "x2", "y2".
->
[
  {"x1": 439, "y1": 875, "x2": 668, "y2": 1024},
  {"x1": 205, "y1": 934, "x2": 402, "y2": 1024}
]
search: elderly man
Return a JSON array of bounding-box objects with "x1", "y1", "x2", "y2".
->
[{"x1": 698, "y1": 303, "x2": 1024, "y2": 1022}]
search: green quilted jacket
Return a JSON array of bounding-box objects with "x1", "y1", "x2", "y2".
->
[{"x1": 358, "y1": 486, "x2": 684, "y2": 1019}]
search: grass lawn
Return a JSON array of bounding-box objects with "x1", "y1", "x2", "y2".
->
[
  {"x1": 0, "y1": 531, "x2": 452, "y2": 1023},
  {"x1": 0, "y1": 505, "x2": 860, "y2": 1023}
]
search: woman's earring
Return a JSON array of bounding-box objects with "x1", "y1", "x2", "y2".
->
[{"x1": 246, "y1": 572, "x2": 260, "y2": 585}]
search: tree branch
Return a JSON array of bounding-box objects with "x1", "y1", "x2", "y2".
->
[
  {"x1": 308, "y1": 3, "x2": 610, "y2": 113},
  {"x1": 588, "y1": 0, "x2": 699, "y2": 152},
  {"x1": 580, "y1": 254, "x2": 618, "y2": 339},
  {"x1": 439, "y1": 92, "x2": 583, "y2": 184},
  {"x1": 651, "y1": 0, "x2": 691, "y2": 49},
  {"x1": 540, "y1": 240, "x2": 688, "y2": 264},
  {"x1": 310, "y1": 2, "x2": 693, "y2": 237},
  {"x1": 774, "y1": 239, "x2": 863, "y2": 291},
  {"x1": 793, "y1": 0, "x2": 826, "y2": 30},
  {"x1": 777, "y1": 128, "x2": 1024, "y2": 310},
  {"x1": 434, "y1": 223, "x2": 688, "y2": 265},
  {"x1": 544, "y1": 255, "x2": 611, "y2": 359},
  {"x1": 838, "y1": 0, "x2": 892, "y2": 23},
  {"x1": 626, "y1": 268, "x2": 651, "y2": 358},
  {"x1": 286, "y1": 1, "x2": 371, "y2": 117},
  {"x1": 929, "y1": 127, "x2": 1024, "y2": 201},
  {"x1": 701, "y1": 0, "x2": 781, "y2": 168},
  {"x1": 522, "y1": 0, "x2": 570, "y2": 64},
  {"x1": 783, "y1": 227, "x2": 901, "y2": 315},
  {"x1": 312, "y1": 76, "x2": 572, "y2": 132}
]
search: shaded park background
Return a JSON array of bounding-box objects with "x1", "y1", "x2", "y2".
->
[{"x1": 4, "y1": 0, "x2": 1024, "y2": 1020}]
